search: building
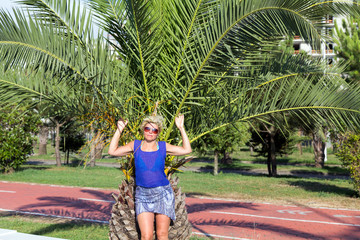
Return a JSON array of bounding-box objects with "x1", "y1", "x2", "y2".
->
[{"x1": 293, "y1": 15, "x2": 346, "y2": 64}]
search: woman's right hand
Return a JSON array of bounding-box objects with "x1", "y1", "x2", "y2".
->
[
  {"x1": 117, "y1": 119, "x2": 128, "y2": 132},
  {"x1": 109, "y1": 118, "x2": 133, "y2": 156}
]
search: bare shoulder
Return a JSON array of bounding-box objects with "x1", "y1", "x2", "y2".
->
[
  {"x1": 165, "y1": 142, "x2": 174, "y2": 149},
  {"x1": 126, "y1": 140, "x2": 135, "y2": 150},
  {"x1": 165, "y1": 142, "x2": 181, "y2": 155}
]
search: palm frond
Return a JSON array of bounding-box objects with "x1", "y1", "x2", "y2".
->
[
  {"x1": 17, "y1": 0, "x2": 95, "y2": 44},
  {"x1": 0, "y1": 9, "x2": 125, "y2": 108},
  {"x1": 188, "y1": 56, "x2": 360, "y2": 142}
]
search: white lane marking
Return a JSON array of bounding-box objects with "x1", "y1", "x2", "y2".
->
[
  {"x1": 334, "y1": 215, "x2": 360, "y2": 219},
  {"x1": 0, "y1": 180, "x2": 116, "y2": 191},
  {"x1": 334, "y1": 215, "x2": 353, "y2": 218},
  {"x1": 277, "y1": 210, "x2": 313, "y2": 215},
  {"x1": 193, "y1": 231, "x2": 251, "y2": 240},
  {"x1": 210, "y1": 211, "x2": 360, "y2": 228},
  {"x1": 0, "y1": 208, "x2": 109, "y2": 224},
  {"x1": 0, "y1": 190, "x2": 16, "y2": 193},
  {"x1": 191, "y1": 196, "x2": 360, "y2": 212},
  {"x1": 78, "y1": 198, "x2": 115, "y2": 203}
]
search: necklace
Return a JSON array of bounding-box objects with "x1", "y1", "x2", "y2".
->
[{"x1": 140, "y1": 141, "x2": 159, "y2": 151}]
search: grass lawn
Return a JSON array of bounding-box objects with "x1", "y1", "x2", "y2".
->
[
  {"x1": 0, "y1": 165, "x2": 124, "y2": 189},
  {"x1": 0, "y1": 214, "x2": 209, "y2": 240},
  {"x1": 0, "y1": 213, "x2": 109, "y2": 240}
]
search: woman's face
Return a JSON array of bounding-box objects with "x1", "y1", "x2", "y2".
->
[{"x1": 143, "y1": 123, "x2": 159, "y2": 141}]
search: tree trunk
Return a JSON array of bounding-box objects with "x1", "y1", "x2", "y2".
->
[
  {"x1": 297, "y1": 142, "x2": 303, "y2": 155},
  {"x1": 268, "y1": 126, "x2": 277, "y2": 177},
  {"x1": 297, "y1": 129, "x2": 303, "y2": 155},
  {"x1": 250, "y1": 146, "x2": 254, "y2": 155},
  {"x1": 66, "y1": 150, "x2": 70, "y2": 165},
  {"x1": 54, "y1": 120, "x2": 62, "y2": 167},
  {"x1": 109, "y1": 176, "x2": 192, "y2": 239},
  {"x1": 51, "y1": 127, "x2": 56, "y2": 147},
  {"x1": 95, "y1": 138, "x2": 105, "y2": 160},
  {"x1": 221, "y1": 152, "x2": 232, "y2": 164},
  {"x1": 38, "y1": 125, "x2": 49, "y2": 155},
  {"x1": 312, "y1": 133, "x2": 325, "y2": 168},
  {"x1": 214, "y1": 150, "x2": 219, "y2": 175},
  {"x1": 89, "y1": 127, "x2": 104, "y2": 167}
]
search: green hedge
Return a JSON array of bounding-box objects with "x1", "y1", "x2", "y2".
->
[
  {"x1": 336, "y1": 133, "x2": 360, "y2": 195},
  {"x1": 0, "y1": 105, "x2": 39, "y2": 173}
]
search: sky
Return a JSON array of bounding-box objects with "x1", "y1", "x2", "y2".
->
[
  {"x1": 0, "y1": 0, "x2": 18, "y2": 11},
  {"x1": 0, "y1": 0, "x2": 85, "y2": 12},
  {"x1": 0, "y1": 0, "x2": 101, "y2": 34}
]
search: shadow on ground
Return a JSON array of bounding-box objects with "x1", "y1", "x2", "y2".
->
[
  {"x1": 17, "y1": 189, "x2": 114, "y2": 222},
  {"x1": 287, "y1": 180, "x2": 357, "y2": 197},
  {"x1": 30, "y1": 220, "x2": 107, "y2": 237},
  {"x1": 188, "y1": 198, "x2": 360, "y2": 240},
  {"x1": 186, "y1": 201, "x2": 257, "y2": 214},
  {"x1": 186, "y1": 200, "x2": 324, "y2": 240}
]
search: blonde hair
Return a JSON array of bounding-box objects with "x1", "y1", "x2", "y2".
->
[{"x1": 140, "y1": 115, "x2": 166, "y2": 133}]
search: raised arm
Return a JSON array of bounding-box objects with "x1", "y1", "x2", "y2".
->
[
  {"x1": 108, "y1": 119, "x2": 134, "y2": 156},
  {"x1": 166, "y1": 114, "x2": 192, "y2": 156}
]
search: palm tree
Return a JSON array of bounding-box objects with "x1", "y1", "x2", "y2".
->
[
  {"x1": 2, "y1": 0, "x2": 360, "y2": 239},
  {"x1": 0, "y1": 0, "x2": 126, "y2": 166},
  {"x1": 0, "y1": 64, "x2": 90, "y2": 166}
]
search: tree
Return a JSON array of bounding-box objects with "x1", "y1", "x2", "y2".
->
[
  {"x1": 248, "y1": 122, "x2": 297, "y2": 176},
  {"x1": 334, "y1": 16, "x2": 360, "y2": 82},
  {"x1": 2, "y1": 1, "x2": 360, "y2": 239},
  {"x1": 38, "y1": 119, "x2": 51, "y2": 155},
  {"x1": 0, "y1": 104, "x2": 39, "y2": 173},
  {"x1": 193, "y1": 123, "x2": 250, "y2": 175},
  {"x1": 60, "y1": 121, "x2": 86, "y2": 165},
  {"x1": 0, "y1": 64, "x2": 92, "y2": 167},
  {"x1": 0, "y1": 0, "x2": 117, "y2": 166},
  {"x1": 336, "y1": 132, "x2": 360, "y2": 196}
]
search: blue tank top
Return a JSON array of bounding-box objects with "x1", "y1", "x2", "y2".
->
[{"x1": 134, "y1": 139, "x2": 170, "y2": 188}]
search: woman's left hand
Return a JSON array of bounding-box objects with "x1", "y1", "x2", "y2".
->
[
  {"x1": 167, "y1": 113, "x2": 192, "y2": 156},
  {"x1": 175, "y1": 114, "x2": 184, "y2": 129}
]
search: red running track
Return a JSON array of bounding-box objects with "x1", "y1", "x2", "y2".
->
[{"x1": 1, "y1": 181, "x2": 360, "y2": 240}]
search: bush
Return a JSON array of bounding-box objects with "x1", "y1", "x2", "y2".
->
[
  {"x1": 336, "y1": 133, "x2": 360, "y2": 195},
  {"x1": 0, "y1": 105, "x2": 39, "y2": 173}
]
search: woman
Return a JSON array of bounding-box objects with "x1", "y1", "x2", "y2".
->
[{"x1": 108, "y1": 114, "x2": 192, "y2": 240}]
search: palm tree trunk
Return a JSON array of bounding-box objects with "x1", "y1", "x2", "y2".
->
[
  {"x1": 214, "y1": 150, "x2": 219, "y2": 175},
  {"x1": 268, "y1": 125, "x2": 277, "y2": 177},
  {"x1": 95, "y1": 136, "x2": 105, "y2": 160},
  {"x1": 89, "y1": 127, "x2": 104, "y2": 167},
  {"x1": 109, "y1": 176, "x2": 192, "y2": 239},
  {"x1": 54, "y1": 119, "x2": 62, "y2": 167},
  {"x1": 312, "y1": 133, "x2": 325, "y2": 168},
  {"x1": 38, "y1": 125, "x2": 49, "y2": 155},
  {"x1": 297, "y1": 128, "x2": 303, "y2": 155}
]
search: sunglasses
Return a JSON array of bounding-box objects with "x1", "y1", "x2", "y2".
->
[{"x1": 144, "y1": 127, "x2": 159, "y2": 134}]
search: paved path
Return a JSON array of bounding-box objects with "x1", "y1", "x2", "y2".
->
[
  {"x1": 0, "y1": 228, "x2": 66, "y2": 240},
  {"x1": 1, "y1": 181, "x2": 360, "y2": 240}
]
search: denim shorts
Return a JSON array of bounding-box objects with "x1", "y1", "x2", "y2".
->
[{"x1": 135, "y1": 183, "x2": 176, "y2": 221}]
